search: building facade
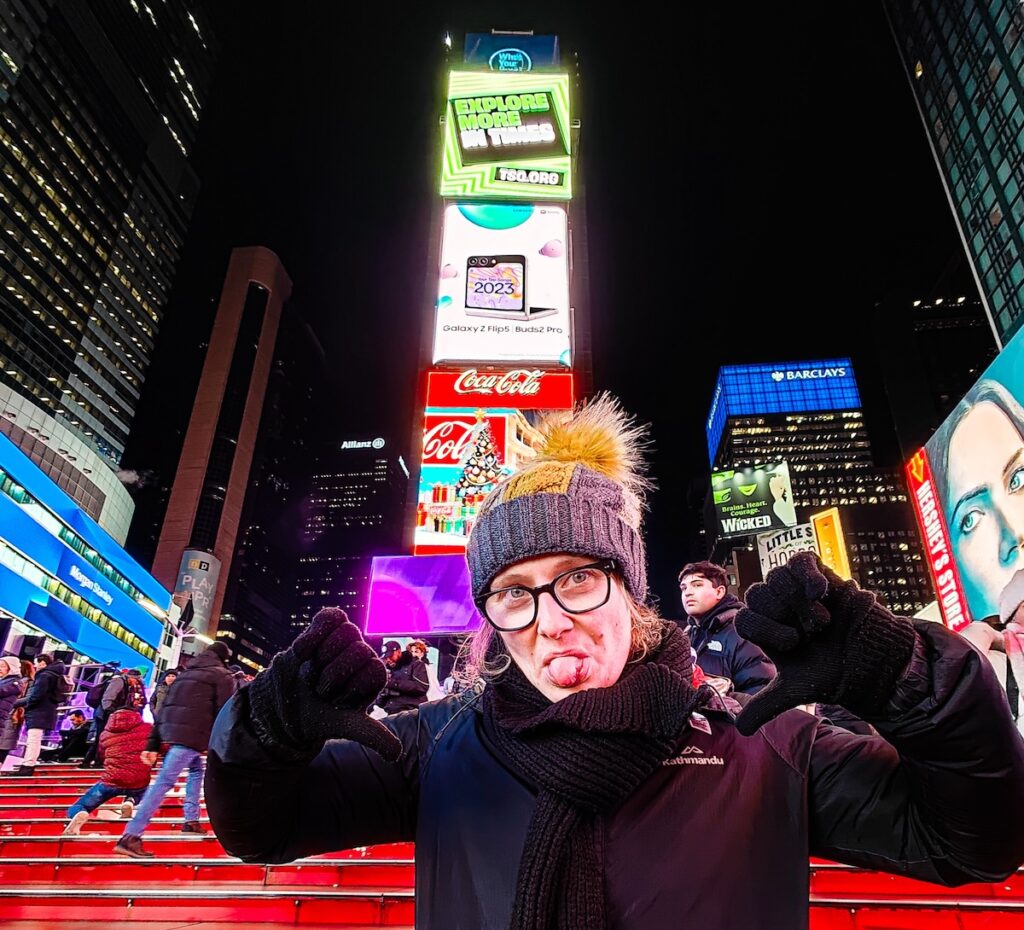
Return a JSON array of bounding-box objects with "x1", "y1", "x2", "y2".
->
[
  {"x1": 151, "y1": 247, "x2": 292, "y2": 642},
  {"x1": 884, "y1": 1, "x2": 1024, "y2": 344},
  {"x1": 216, "y1": 310, "x2": 327, "y2": 673},
  {"x1": 0, "y1": 0, "x2": 217, "y2": 542},
  {"x1": 0, "y1": 429, "x2": 170, "y2": 674},
  {"x1": 707, "y1": 360, "x2": 935, "y2": 615},
  {"x1": 292, "y1": 440, "x2": 408, "y2": 636}
]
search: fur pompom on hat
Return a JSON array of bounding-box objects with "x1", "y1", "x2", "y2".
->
[{"x1": 466, "y1": 393, "x2": 651, "y2": 600}]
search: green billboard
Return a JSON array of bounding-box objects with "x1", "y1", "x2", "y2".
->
[
  {"x1": 711, "y1": 461, "x2": 798, "y2": 538},
  {"x1": 440, "y1": 71, "x2": 572, "y2": 201}
]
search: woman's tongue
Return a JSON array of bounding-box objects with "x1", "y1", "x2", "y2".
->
[{"x1": 546, "y1": 654, "x2": 591, "y2": 688}]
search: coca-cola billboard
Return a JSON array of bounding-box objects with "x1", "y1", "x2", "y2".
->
[
  {"x1": 415, "y1": 406, "x2": 545, "y2": 555},
  {"x1": 421, "y1": 413, "x2": 508, "y2": 467},
  {"x1": 425, "y1": 368, "x2": 574, "y2": 410}
]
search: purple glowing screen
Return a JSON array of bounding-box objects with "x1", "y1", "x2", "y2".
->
[{"x1": 364, "y1": 554, "x2": 483, "y2": 636}]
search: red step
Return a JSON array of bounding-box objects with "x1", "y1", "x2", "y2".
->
[
  {"x1": 0, "y1": 802, "x2": 202, "y2": 818},
  {"x1": 810, "y1": 898, "x2": 1024, "y2": 929},
  {"x1": 0, "y1": 884, "x2": 416, "y2": 925},
  {"x1": 0, "y1": 856, "x2": 415, "y2": 888},
  {"x1": 0, "y1": 817, "x2": 209, "y2": 835},
  {"x1": 810, "y1": 862, "x2": 1024, "y2": 900}
]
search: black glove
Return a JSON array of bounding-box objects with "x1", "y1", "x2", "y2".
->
[
  {"x1": 734, "y1": 552, "x2": 917, "y2": 737},
  {"x1": 246, "y1": 608, "x2": 402, "y2": 763}
]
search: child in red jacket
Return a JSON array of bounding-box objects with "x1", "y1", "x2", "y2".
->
[{"x1": 64, "y1": 708, "x2": 155, "y2": 835}]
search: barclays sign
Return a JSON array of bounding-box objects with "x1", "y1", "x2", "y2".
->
[{"x1": 770, "y1": 366, "x2": 848, "y2": 383}]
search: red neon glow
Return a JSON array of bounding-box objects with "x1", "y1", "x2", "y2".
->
[
  {"x1": 425, "y1": 367, "x2": 574, "y2": 410},
  {"x1": 906, "y1": 449, "x2": 970, "y2": 631}
]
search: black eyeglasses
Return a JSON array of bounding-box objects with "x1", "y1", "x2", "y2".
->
[{"x1": 476, "y1": 559, "x2": 617, "y2": 632}]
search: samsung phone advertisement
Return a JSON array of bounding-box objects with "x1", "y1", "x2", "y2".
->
[
  {"x1": 920, "y1": 324, "x2": 1024, "y2": 625},
  {"x1": 433, "y1": 203, "x2": 571, "y2": 367}
]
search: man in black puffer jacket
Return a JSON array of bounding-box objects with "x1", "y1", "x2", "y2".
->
[
  {"x1": 12, "y1": 654, "x2": 69, "y2": 775},
  {"x1": 680, "y1": 561, "x2": 776, "y2": 695},
  {"x1": 114, "y1": 642, "x2": 234, "y2": 858}
]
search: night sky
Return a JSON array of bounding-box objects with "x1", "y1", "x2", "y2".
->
[{"x1": 121, "y1": 3, "x2": 977, "y2": 616}]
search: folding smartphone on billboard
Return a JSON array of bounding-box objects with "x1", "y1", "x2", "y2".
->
[{"x1": 433, "y1": 203, "x2": 571, "y2": 366}]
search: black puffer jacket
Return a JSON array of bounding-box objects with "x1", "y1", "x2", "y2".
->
[
  {"x1": 207, "y1": 621, "x2": 1024, "y2": 929},
  {"x1": 685, "y1": 594, "x2": 777, "y2": 695},
  {"x1": 18, "y1": 663, "x2": 68, "y2": 730},
  {"x1": 149, "y1": 648, "x2": 234, "y2": 752},
  {"x1": 381, "y1": 653, "x2": 429, "y2": 714},
  {"x1": 0, "y1": 673, "x2": 22, "y2": 726}
]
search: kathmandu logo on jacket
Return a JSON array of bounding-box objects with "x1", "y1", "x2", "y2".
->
[{"x1": 663, "y1": 745, "x2": 725, "y2": 767}]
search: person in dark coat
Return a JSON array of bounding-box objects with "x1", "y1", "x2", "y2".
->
[
  {"x1": 0, "y1": 660, "x2": 31, "y2": 767},
  {"x1": 12, "y1": 654, "x2": 68, "y2": 775},
  {"x1": 115, "y1": 642, "x2": 235, "y2": 858},
  {"x1": 64, "y1": 708, "x2": 155, "y2": 835},
  {"x1": 150, "y1": 668, "x2": 180, "y2": 721},
  {"x1": 204, "y1": 397, "x2": 1024, "y2": 930},
  {"x1": 0, "y1": 658, "x2": 23, "y2": 765},
  {"x1": 379, "y1": 641, "x2": 430, "y2": 714},
  {"x1": 679, "y1": 560, "x2": 777, "y2": 695},
  {"x1": 40, "y1": 710, "x2": 90, "y2": 761}
]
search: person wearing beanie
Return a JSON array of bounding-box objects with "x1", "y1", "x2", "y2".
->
[
  {"x1": 379, "y1": 641, "x2": 430, "y2": 715},
  {"x1": 204, "y1": 395, "x2": 1024, "y2": 928},
  {"x1": 115, "y1": 643, "x2": 234, "y2": 857}
]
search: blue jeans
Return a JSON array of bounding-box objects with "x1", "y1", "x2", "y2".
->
[
  {"x1": 68, "y1": 782, "x2": 146, "y2": 818},
  {"x1": 123, "y1": 744, "x2": 203, "y2": 837}
]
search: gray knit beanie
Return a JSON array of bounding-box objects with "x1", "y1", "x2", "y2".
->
[{"x1": 466, "y1": 394, "x2": 650, "y2": 601}]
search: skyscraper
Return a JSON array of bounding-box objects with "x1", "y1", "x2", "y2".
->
[
  {"x1": 706, "y1": 360, "x2": 935, "y2": 615},
  {"x1": 151, "y1": 247, "x2": 292, "y2": 641},
  {"x1": 216, "y1": 310, "x2": 327, "y2": 673},
  {"x1": 292, "y1": 440, "x2": 408, "y2": 635},
  {"x1": 0, "y1": 0, "x2": 217, "y2": 542},
  {"x1": 875, "y1": 292, "x2": 998, "y2": 459},
  {"x1": 884, "y1": 1, "x2": 1024, "y2": 344}
]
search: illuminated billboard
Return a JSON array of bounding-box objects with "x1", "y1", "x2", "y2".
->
[
  {"x1": 415, "y1": 406, "x2": 550, "y2": 555},
  {"x1": 0, "y1": 431, "x2": 169, "y2": 672},
  {"x1": 706, "y1": 359, "x2": 861, "y2": 463},
  {"x1": 809, "y1": 508, "x2": 852, "y2": 581},
  {"x1": 440, "y1": 70, "x2": 572, "y2": 201},
  {"x1": 906, "y1": 451, "x2": 969, "y2": 631},
  {"x1": 756, "y1": 524, "x2": 818, "y2": 578},
  {"x1": 433, "y1": 203, "x2": 571, "y2": 366},
  {"x1": 365, "y1": 554, "x2": 481, "y2": 637},
  {"x1": 463, "y1": 34, "x2": 560, "y2": 71},
  {"x1": 711, "y1": 461, "x2": 798, "y2": 538},
  {"x1": 425, "y1": 368, "x2": 574, "y2": 410},
  {"x1": 918, "y1": 324, "x2": 1024, "y2": 625}
]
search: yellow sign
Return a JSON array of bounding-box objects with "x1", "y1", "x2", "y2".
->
[{"x1": 810, "y1": 508, "x2": 851, "y2": 580}]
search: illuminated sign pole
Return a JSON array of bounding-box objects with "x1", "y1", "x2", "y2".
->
[{"x1": 906, "y1": 450, "x2": 970, "y2": 631}]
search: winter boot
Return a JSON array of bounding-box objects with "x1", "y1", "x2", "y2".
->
[{"x1": 114, "y1": 834, "x2": 153, "y2": 858}]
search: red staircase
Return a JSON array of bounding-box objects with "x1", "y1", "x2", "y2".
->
[
  {"x1": 0, "y1": 763, "x2": 1019, "y2": 928},
  {"x1": 0, "y1": 762, "x2": 413, "y2": 928}
]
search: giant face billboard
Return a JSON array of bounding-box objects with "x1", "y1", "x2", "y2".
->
[
  {"x1": 711, "y1": 461, "x2": 798, "y2": 538},
  {"x1": 433, "y1": 203, "x2": 571, "y2": 367},
  {"x1": 441, "y1": 70, "x2": 572, "y2": 201},
  {"x1": 920, "y1": 325, "x2": 1024, "y2": 625}
]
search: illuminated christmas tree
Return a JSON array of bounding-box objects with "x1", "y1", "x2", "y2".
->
[{"x1": 454, "y1": 410, "x2": 503, "y2": 499}]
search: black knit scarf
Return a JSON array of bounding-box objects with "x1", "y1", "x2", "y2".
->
[{"x1": 480, "y1": 625, "x2": 712, "y2": 930}]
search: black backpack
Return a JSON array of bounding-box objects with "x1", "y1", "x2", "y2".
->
[{"x1": 84, "y1": 677, "x2": 108, "y2": 709}]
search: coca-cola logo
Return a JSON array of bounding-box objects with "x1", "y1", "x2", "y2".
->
[
  {"x1": 422, "y1": 420, "x2": 476, "y2": 465},
  {"x1": 421, "y1": 414, "x2": 508, "y2": 466},
  {"x1": 453, "y1": 368, "x2": 543, "y2": 396}
]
